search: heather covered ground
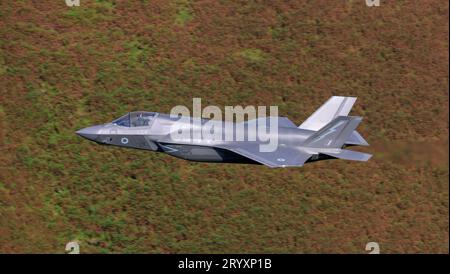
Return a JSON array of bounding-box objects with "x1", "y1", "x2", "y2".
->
[{"x1": 0, "y1": 0, "x2": 448, "y2": 253}]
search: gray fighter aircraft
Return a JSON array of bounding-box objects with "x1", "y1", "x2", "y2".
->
[{"x1": 76, "y1": 96, "x2": 371, "y2": 168}]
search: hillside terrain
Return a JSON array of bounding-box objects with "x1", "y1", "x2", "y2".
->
[{"x1": 0, "y1": 0, "x2": 448, "y2": 253}]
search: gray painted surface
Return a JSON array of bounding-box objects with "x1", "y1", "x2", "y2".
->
[{"x1": 76, "y1": 96, "x2": 372, "y2": 168}]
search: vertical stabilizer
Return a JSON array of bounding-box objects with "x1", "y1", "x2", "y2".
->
[
  {"x1": 299, "y1": 96, "x2": 357, "y2": 131},
  {"x1": 303, "y1": 116, "x2": 363, "y2": 148}
]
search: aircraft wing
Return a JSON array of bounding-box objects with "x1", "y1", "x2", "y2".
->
[{"x1": 218, "y1": 143, "x2": 312, "y2": 168}]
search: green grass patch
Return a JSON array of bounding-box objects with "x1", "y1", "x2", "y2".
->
[
  {"x1": 236, "y1": 48, "x2": 267, "y2": 62},
  {"x1": 174, "y1": 0, "x2": 194, "y2": 26}
]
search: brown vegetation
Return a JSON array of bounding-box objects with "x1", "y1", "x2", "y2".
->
[{"x1": 0, "y1": 0, "x2": 448, "y2": 253}]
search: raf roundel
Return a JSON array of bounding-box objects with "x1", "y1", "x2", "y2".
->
[{"x1": 121, "y1": 137, "x2": 129, "y2": 144}]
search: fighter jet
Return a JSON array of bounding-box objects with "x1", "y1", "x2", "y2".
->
[{"x1": 76, "y1": 96, "x2": 372, "y2": 168}]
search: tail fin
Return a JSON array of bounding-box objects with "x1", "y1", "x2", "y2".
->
[
  {"x1": 299, "y1": 96, "x2": 357, "y2": 131},
  {"x1": 303, "y1": 116, "x2": 363, "y2": 148}
]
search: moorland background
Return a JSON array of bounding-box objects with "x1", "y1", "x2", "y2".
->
[{"x1": 0, "y1": 0, "x2": 448, "y2": 253}]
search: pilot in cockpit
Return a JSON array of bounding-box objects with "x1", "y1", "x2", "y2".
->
[
  {"x1": 135, "y1": 113, "x2": 146, "y2": 127},
  {"x1": 113, "y1": 112, "x2": 155, "y2": 127}
]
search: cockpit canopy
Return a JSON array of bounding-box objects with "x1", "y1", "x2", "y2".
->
[{"x1": 112, "y1": 112, "x2": 157, "y2": 127}]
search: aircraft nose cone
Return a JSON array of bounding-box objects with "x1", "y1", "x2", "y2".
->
[{"x1": 76, "y1": 125, "x2": 103, "y2": 142}]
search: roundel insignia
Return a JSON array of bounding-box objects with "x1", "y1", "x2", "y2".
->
[{"x1": 121, "y1": 137, "x2": 129, "y2": 144}]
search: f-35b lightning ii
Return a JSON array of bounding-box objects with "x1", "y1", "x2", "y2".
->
[{"x1": 76, "y1": 96, "x2": 371, "y2": 168}]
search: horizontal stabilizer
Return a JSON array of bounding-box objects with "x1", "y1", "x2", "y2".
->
[{"x1": 321, "y1": 149, "x2": 372, "y2": 161}]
